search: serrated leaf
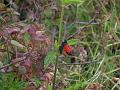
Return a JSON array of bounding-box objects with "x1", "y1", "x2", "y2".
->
[
  {"x1": 67, "y1": 39, "x2": 78, "y2": 45},
  {"x1": 44, "y1": 51, "x2": 56, "y2": 69},
  {"x1": 63, "y1": 0, "x2": 84, "y2": 4},
  {"x1": 11, "y1": 40, "x2": 25, "y2": 48}
]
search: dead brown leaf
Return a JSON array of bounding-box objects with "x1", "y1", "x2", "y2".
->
[
  {"x1": 24, "y1": 85, "x2": 37, "y2": 90},
  {"x1": 86, "y1": 83, "x2": 103, "y2": 90},
  {"x1": 112, "y1": 77, "x2": 120, "y2": 84}
]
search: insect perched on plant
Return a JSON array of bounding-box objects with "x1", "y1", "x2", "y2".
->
[
  {"x1": 59, "y1": 40, "x2": 75, "y2": 63},
  {"x1": 59, "y1": 40, "x2": 72, "y2": 55}
]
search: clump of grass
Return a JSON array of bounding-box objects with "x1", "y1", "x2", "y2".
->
[
  {"x1": 57, "y1": 0, "x2": 120, "y2": 90},
  {"x1": 0, "y1": 73, "x2": 25, "y2": 90}
]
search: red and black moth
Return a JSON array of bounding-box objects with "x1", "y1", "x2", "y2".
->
[
  {"x1": 59, "y1": 40, "x2": 72, "y2": 55},
  {"x1": 59, "y1": 40, "x2": 75, "y2": 63}
]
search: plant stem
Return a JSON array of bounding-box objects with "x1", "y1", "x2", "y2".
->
[
  {"x1": 6, "y1": 42, "x2": 10, "y2": 60},
  {"x1": 52, "y1": 1, "x2": 64, "y2": 90}
]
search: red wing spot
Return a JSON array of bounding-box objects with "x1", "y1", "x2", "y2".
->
[{"x1": 63, "y1": 44, "x2": 72, "y2": 54}]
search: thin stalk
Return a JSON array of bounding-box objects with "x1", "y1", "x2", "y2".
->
[
  {"x1": 52, "y1": 1, "x2": 64, "y2": 90},
  {"x1": 6, "y1": 42, "x2": 10, "y2": 60}
]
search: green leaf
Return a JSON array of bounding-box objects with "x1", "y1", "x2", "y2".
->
[
  {"x1": 24, "y1": 32, "x2": 30, "y2": 45},
  {"x1": 47, "y1": 85, "x2": 52, "y2": 90},
  {"x1": 10, "y1": 40, "x2": 25, "y2": 48},
  {"x1": 67, "y1": 39, "x2": 79, "y2": 45},
  {"x1": 63, "y1": 0, "x2": 84, "y2": 4},
  {"x1": 43, "y1": 8, "x2": 52, "y2": 17},
  {"x1": 44, "y1": 51, "x2": 56, "y2": 69},
  {"x1": 54, "y1": 40, "x2": 59, "y2": 49},
  {"x1": 116, "y1": 50, "x2": 120, "y2": 55},
  {"x1": 13, "y1": 11, "x2": 20, "y2": 15}
]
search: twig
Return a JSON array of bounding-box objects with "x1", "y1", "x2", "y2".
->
[
  {"x1": 0, "y1": 57, "x2": 26, "y2": 70},
  {"x1": 51, "y1": 26, "x2": 57, "y2": 50},
  {"x1": 25, "y1": 75, "x2": 38, "y2": 88},
  {"x1": 75, "y1": 21, "x2": 100, "y2": 25},
  {"x1": 67, "y1": 6, "x2": 100, "y2": 40},
  {"x1": 67, "y1": 18, "x2": 96, "y2": 40},
  {"x1": 59, "y1": 60, "x2": 100, "y2": 66},
  {"x1": 0, "y1": 48, "x2": 14, "y2": 55},
  {"x1": 0, "y1": 52, "x2": 31, "y2": 70},
  {"x1": 62, "y1": 17, "x2": 67, "y2": 41},
  {"x1": 64, "y1": 78, "x2": 80, "y2": 82},
  {"x1": 6, "y1": 41, "x2": 10, "y2": 61}
]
